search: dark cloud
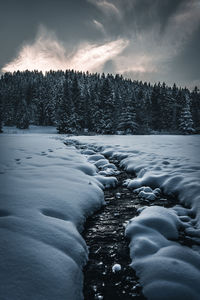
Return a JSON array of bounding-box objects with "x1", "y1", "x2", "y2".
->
[
  {"x1": 0, "y1": 0, "x2": 199, "y2": 87},
  {"x1": 170, "y1": 24, "x2": 200, "y2": 83},
  {"x1": 120, "y1": 0, "x2": 188, "y2": 33}
]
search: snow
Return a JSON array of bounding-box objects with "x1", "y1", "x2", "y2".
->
[
  {"x1": 0, "y1": 133, "x2": 106, "y2": 300},
  {"x1": 1, "y1": 131, "x2": 200, "y2": 299},
  {"x1": 112, "y1": 263, "x2": 121, "y2": 273},
  {"x1": 71, "y1": 135, "x2": 200, "y2": 299},
  {"x1": 132, "y1": 186, "x2": 161, "y2": 201},
  {"x1": 3, "y1": 125, "x2": 57, "y2": 134},
  {"x1": 94, "y1": 175, "x2": 118, "y2": 188}
]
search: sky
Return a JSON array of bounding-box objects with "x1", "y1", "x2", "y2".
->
[{"x1": 0, "y1": 0, "x2": 200, "y2": 88}]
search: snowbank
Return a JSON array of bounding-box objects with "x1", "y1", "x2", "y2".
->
[
  {"x1": 126, "y1": 206, "x2": 200, "y2": 299},
  {"x1": 0, "y1": 134, "x2": 105, "y2": 300},
  {"x1": 71, "y1": 135, "x2": 200, "y2": 299}
]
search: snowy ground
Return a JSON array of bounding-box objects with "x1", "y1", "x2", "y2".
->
[
  {"x1": 0, "y1": 133, "x2": 106, "y2": 300},
  {"x1": 3, "y1": 125, "x2": 57, "y2": 134},
  {"x1": 71, "y1": 135, "x2": 200, "y2": 299},
  {"x1": 1, "y1": 131, "x2": 200, "y2": 299}
]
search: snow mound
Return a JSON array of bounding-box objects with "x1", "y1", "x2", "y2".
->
[
  {"x1": 81, "y1": 149, "x2": 96, "y2": 155},
  {"x1": 95, "y1": 175, "x2": 118, "y2": 188},
  {"x1": 84, "y1": 149, "x2": 118, "y2": 185},
  {"x1": 133, "y1": 186, "x2": 161, "y2": 201},
  {"x1": 94, "y1": 158, "x2": 109, "y2": 168},
  {"x1": 138, "y1": 190, "x2": 156, "y2": 201},
  {"x1": 87, "y1": 154, "x2": 105, "y2": 162},
  {"x1": 126, "y1": 206, "x2": 200, "y2": 299}
]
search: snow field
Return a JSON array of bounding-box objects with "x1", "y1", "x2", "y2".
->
[
  {"x1": 0, "y1": 134, "x2": 116, "y2": 300},
  {"x1": 72, "y1": 135, "x2": 200, "y2": 300}
]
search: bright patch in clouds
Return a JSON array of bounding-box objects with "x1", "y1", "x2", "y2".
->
[
  {"x1": 88, "y1": 0, "x2": 120, "y2": 17},
  {"x1": 93, "y1": 19, "x2": 105, "y2": 34},
  {"x1": 2, "y1": 27, "x2": 128, "y2": 73}
]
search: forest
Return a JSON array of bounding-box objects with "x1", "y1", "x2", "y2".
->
[{"x1": 0, "y1": 70, "x2": 199, "y2": 134}]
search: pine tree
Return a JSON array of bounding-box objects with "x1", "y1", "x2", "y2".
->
[
  {"x1": 0, "y1": 69, "x2": 197, "y2": 135},
  {"x1": 191, "y1": 86, "x2": 200, "y2": 132},
  {"x1": 99, "y1": 77, "x2": 115, "y2": 134},
  {"x1": 179, "y1": 94, "x2": 195, "y2": 134},
  {"x1": 57, "y1": 79, "x2": 76, "y2": 134},
  {"x1": 135, "y1": 89, "x2": 150, "y2": 133},
  {"x1": 151, "y1": 83, "x2": 162, "y2": 131},
  {"x1": 71, "y1": 76, "x2": 82, "y2": 132},
  {"x1": 0, "y1": 95, "x2": 3, "y2": 133},
  {"x1": 118, "y1": 92, "x2": 138, "y2": 134},
  {"x1": 16, "y1": 98, "x2": 30, "y2": 129}
]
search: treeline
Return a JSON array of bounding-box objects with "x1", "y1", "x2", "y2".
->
[{"x1": 0, "y1": 70, "x2": 199, "y2": 134}]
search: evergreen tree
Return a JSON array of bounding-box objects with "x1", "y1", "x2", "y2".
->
[
  {"x1": 118, "y1": 90, "x2": 138, "y2": 134},
  {"x1": 151, "y1": 83, "x2": 162, "y2": 131},
  {"x1": 0, "y1": 94, "x2": 3, "y2": 133},
  {"x1": 135, "y1": 89, "x2": 150, "y2": 133},
  {"x1": 0, "y1": 69, "x2": 197, "y2": 134},
  {"x1": 118, "y1": 106, "x2": 138, "y2": 134},
  {"x1": 179, "y1": 94, "x2": 195, "y2": 134},
  {"x1": 71, "y1": 76, "x2": 82, "y2": 131},
  {"x1": 99, "y1": 77, "x2": 115, "y2": 134},
  {"x1": 191, "y1": 86, "x2": 200, "y2": 132},
  {"x1": 16, "y1": 98, "x2": 29, "y2": 129},
  {"x1": 57, "y1": 79, "x2": 76, "y2": 134}
]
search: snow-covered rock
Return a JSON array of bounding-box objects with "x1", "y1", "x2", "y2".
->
[
  {"x1": 81, "y1": 149, "x2": 96, "y2": 155},
  {"x1": 87, "y1": 154, "x2": 105, "y2": 162},
  {"x1": 95, "y1": 175, "x2": 118, "y2": 188},
  {"x1": 138, "y1": 190, "x2": 156, "y2": 201}
]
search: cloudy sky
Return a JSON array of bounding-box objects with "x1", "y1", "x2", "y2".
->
[{"x1": 1, "y1": 0, "x2": 200, "y2": 88}]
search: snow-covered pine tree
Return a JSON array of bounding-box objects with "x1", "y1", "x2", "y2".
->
[
  {"x1": 16, "y1": 98, "x2": 30, "y2": 129},
  {"x1": 151, "y1": 83, "x2": 162, "y2": 131},
  {"x1": 117, "y1": 92, "x2": 138, "y2": 134},
  {"x1": 135, "y1": 88, "x2": 150, "y2": 133},
  {"x1": 71, "y1": 75, "x2": 82, "y2": 132},
  {"x1": 0, "y1": 94, "x2": 3, "y2": 133},
  {"x1": 0, "y1": 69, "x2": 197, "y2": 134},
  {"x1": 112, "y1": 89, "x2": 122, "y2": 132},
  {"x1": 89, "y1": 82, "x2": 101, "y2": 133},
  {"x1": 191, "y1": 86, "x2": 200, "y2": 132},
  {"x1": 179, "y1": 93, "x2": 195, "y2": 134},
  {"x1": 57, "y1": 79, "x2": 76, "y2": 134},
  {"x1": 159, "y1": 82, "x2": 175, "y2": 131},
  {"x1": 99, "y1": 77, "x2": 115, "y2": 134}
]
